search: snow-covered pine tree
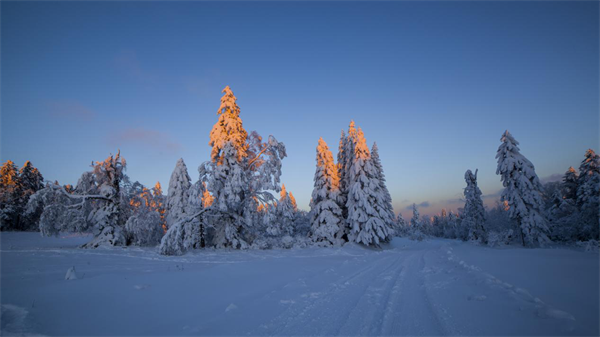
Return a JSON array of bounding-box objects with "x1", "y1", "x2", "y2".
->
[
  {"x1": 19, "y1": 161, "x2": 44, "y2": 195},
  {"x1": 160, "y1": 86, "x2": 287, "y2": 254},
  {"x1": 576, "y1": 149, "x2": 600, "y2": 240},
  {"x1": 209, "y1": 86, "x2": 248, "y2": 164},
  {"x1": 462, "y1": 169, "x2": 487, "y2": 243},
  {"x1": 337, "y1": 130, "x2": 349, "y2": 230},
  {"x1": 548, "y1": 167, "x2": 580, "y2": 241},
  {"x1": 0, "y1": 160, "x2": 20, "y2": 230},
  {"x1": 409, "y1": 203, "x2": 425, "y2": 241},
  {"x1": 289, "y1": 191, "x2": 298, "y2": 211},
  {"x1": 496, "y1": 130, "x2": 549, "y2": 247},
  {"x1": 187, "y1": 180, "x2": 204, "y2": 214},
  {"x1": 207, "y1": 141, "x2": 249, "y2": 248},
  {"x1": 152, "y1": 182, "x2": 167, "y2": 231},
  {"x1": 27, "y1": 152, "x2": 128, "y2": 248},
  {"x1": 394, "y1": 213, "x2": 407, "y2": 237},
  {"x1": 371, "y1": 142, "x2": 396, "y2": 230},
  {"x1": 309, "y1": 137, "x2": 344, "y2": 246},
  {"x1": 563, "y1": 167, "x2": 579, "y2": 201},
  {"x1": 166, "y1": 158, "x2": 192, "y2": 229},
  {"x1": 346, "y1": 127, "x2": 392, "y2": 246},
  {"x1": 18, "y1": 161, "x2": 45, "y2": 230},
  {"x1": 269, "y1": 184, "x2": 296, "y2": 237}
]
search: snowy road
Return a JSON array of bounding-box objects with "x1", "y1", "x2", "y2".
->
[{"x1": 1, "y1": 233, "x2": 598, "y2": 336}]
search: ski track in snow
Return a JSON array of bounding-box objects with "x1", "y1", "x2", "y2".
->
[{"x1": 1, "y1": 233, "x2": 598, "y2": 336}]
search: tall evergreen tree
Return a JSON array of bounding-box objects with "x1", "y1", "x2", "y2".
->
[
  {"x1": 161, "y1": 86, "x2": 287, "y2": 253},
  {"x1": 346, "y1": 128, "x2": 392, "y2": 246},
  {"x1": 576, "y1": 149, "x2": 600, "y2": 240},
  {"x1": 18, "y1": 161, "x2": 45, "y2": 230},
  {"x1": 496, "y1": 130, "x2": 549, "y2": 246},
  {"x1": 562, "y1": 167, "x2": 579, "y2": 201},
  {"x1": 337, "y1": 130, "x2": 349, "y2": 228},
  {"x1": 371, "y1": 142, "x2": 396, "y2": 229},
  {"x1": 209, "y1": 86, "x2": 248, "y2": 163},
  {"x1": 166, "y1": 158, "x2": 192, "y2": 228},
  {"x1": 0, "y1": 160, "x2": 20, "y2": 230},
  {"x1": 19, "y1": 161, "x2": 44, "y2": 194},
  {"x1": 409, "y1": 203, "x2": 425, "y2": 241},
  {"x1": 310, "y1": 138, "x2": 344, "y2": 246},
  {"x1": 152, "y1": 182, "x2": 166, "y2": 231},
  {"x1": 462, "y1": 169, "x2": 487, "y2": 243},
  {"x1": 273, "y1": 184, "x2": 296, "y2": 237}
]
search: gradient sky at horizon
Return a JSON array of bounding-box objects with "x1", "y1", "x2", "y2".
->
[{"x1": 2, "y1": 1, "x2": 598, "y2": 218}]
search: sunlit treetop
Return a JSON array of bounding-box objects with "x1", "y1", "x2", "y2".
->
[{"x1": 209, "y1": 86, "x2": 249, "y2": 164}]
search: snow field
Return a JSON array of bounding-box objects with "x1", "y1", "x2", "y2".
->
[{"x1": 1, "y1": 233, "x2": 598, "y2": 336}]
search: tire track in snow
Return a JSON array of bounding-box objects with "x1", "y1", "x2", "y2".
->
[
  {"x1": 256, "y1": 253, "x2": 399, "y2": 336},
  {"x1": 378, "y1": 248, "x2": 447, "y2": 336},
  {"x1": 336, "y1": 254, "x2": 406, "y2": 335}
]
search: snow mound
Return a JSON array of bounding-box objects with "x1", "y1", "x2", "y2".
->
[{"x1": 65, "y1": 267, "x2": 78, "y2": 280}]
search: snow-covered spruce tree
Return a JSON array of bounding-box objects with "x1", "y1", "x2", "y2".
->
[
  {"x1": 576, "y1": 149, "x2": 600, "y2": 240},
  {"x1": 152, "y1": 182, "x2": 167, "y2": 231},
  {"x1": 462, "y1": 169, "x2": 487, "y2": 243},
  {"x1": 409, "y1": 203, "x2": 425, "y2": 241},
  {"x1": 209, "y1": 86, "x2": 248, "y2": 164},
  {"x1": 289, "y1": 191, "x2": 298, "y2": 211},
  {"x1": 0, "y1": 160, "x2": 21, "y2": 230},
  {"x1": 496, "y1": 130, "x2": 549, "y2": 247},
  {"x1": 371, "y1": 142, "x2": 396, "y2": 231},
  {"x1": 563, "y1": 167, "x2": 579, "y2": 201},
  {"x1": 271, "y1": 184, "x2": 296, "y2": 238},
  {"x1": 547, "y1": 167, "x2": 580, "y2": 241},
  {"x1": 26, "y1": 152, "x2": 128, "y2": 248},
  {"x1": 187, "y1": 180, "x2": 204, "y2": 214},
  {"x1": 346, "y1": 127, "x2": 393, "y2": 246},
  {"x1": 17, "y1": 162, "x2": 45, "y2": 231},
  {"x1": 337, "y1": 130, "x2": 349, "y2": 232},
  {"x1": 160, "y1": 86, "x2": 286, "y2": 254},
  {"x1": 166, "y1": 158, "x2": 192, "y2": 229},
  {"x1": 309, "y1": 137, "x2": 344, "y2": 246},
  {"x1": 394, "y1": 213, "x2": 407, "y2": 237}
]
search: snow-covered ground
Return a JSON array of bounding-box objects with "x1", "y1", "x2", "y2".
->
[{"x1": 1, "y1": 233, "x2": 598, "y2": 336}]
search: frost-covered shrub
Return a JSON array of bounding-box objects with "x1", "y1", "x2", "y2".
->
[
  {"x1": 125, "y1": 211, "x2": 163, "y2": 246},
  {"x1": 410, "y1": 229, "x2": 426, "y2": 242},
  {"x1": 292, "y1": 236, "x2": 311, "y2": 249},
  {"x1": 159, "y1": 217, "x2": 208, "y2": 255},
  {"x1": 487, "y1": 229, "x2": 515, "y2": 247},
  {"x1": 576, "y1": 240, "x2": 599, "y2": 253},
  {"x1": 250, "y1": 237, "x2": 270, "y2": 250},
  {"x1": 281, "y1": 235, "x2": 294, "y2": 249}
]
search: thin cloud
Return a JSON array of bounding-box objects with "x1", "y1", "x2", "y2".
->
[
  {"x1": 404, "y1": 201, "x2": 430, "y2": 211},
  {"x1": 47, "y1": 101, "x2": 95, "y2": 121},
  {"x1": 540, "y1": 173, "x2": 562, "y2": 184},
  {"x1": 114, "y1": 49, "x2": 157, "y2": 86},
  {"x1": 108, "y1": 127, "x2": 182, "y2": 153}
]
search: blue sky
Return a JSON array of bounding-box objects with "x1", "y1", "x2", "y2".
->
[{"x1": 1, "y1": 1, "x2": 598, "y2": 218}]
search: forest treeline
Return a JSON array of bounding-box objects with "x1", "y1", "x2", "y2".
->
[{"x1": 1, "y1": 87, "x2": 598, "y2": 253}]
